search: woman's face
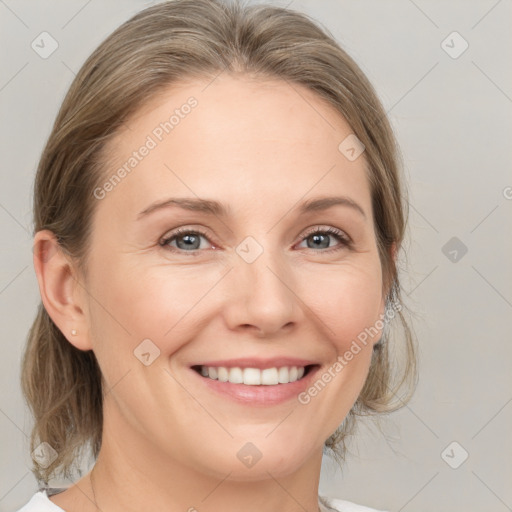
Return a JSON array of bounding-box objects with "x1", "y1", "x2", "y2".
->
[{"x1": 78, "y1": 75, "x2": 386, "y2": 480}]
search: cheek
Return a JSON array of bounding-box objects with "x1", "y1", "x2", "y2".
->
[
  {"x1": 87, "y1": 240, "x2": 383, "y2": 373},
  {"x1": 87, "y1": 259, "x2": 221, "y2": 356},
  {"x1": 303, "y1": 262, "x2": 384, "y2": 350}
]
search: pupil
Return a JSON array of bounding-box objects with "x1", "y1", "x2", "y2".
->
[
  {"x1": 310, "y1": 233, "x2": 328, "y2": 249},
  {"x1": 179, "y1": 234, "x2": 199, "y2": 250}
]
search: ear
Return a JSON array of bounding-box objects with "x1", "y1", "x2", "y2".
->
[
  {"x1": 33, "y1": 230, "x2": 92, "y2": 351},
  {"x1": 377, "y1": 241, "x2": 398, "y2": 329}
]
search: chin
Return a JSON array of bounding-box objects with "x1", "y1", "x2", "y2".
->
[{"x1": 195, "y1": 438, "x2": 315, "y2": 482}]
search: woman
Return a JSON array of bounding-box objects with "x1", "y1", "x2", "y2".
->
[{"x1": 17, "y1": 1, "x2": 417, "y2": 511}]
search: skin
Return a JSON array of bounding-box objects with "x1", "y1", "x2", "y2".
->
[{"x1": 34, "y1": 74, "x2": 391, "y2": 512}]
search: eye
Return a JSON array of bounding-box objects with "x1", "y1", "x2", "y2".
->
[
  {"x1": 159, "y1": 227, "x2": 213, "y2": 255},
  {"x1": 159, "y1": 225, "x2": 351, "y2": 256},
  {"x1": 296, "y1": 226, "x2": 351, "y2": 253}
]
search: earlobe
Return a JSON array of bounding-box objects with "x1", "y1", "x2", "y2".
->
[
  {"x1": 390, "y1": 241, "x2": 398, "y2": 262},
  {"x1": 383, "y1": 241, "x2": 398, "y2": 302},
  {"x1": 33, "y1": 230, "x2": 92, "y2": 351},
  {"x1": 375, "y1": 241, "x2": 398, "y2": 348}
]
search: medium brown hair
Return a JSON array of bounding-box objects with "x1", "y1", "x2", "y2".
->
[{"x1": 22, "y1": 0, "x2": 418, "y2": 485}]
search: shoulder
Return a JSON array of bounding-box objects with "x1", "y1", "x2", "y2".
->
[
  {"x1": 320, "y1": 494, "x2": 389, "y2": 512},
  {"x1": 14, "y1": 490, "x2": 66, "y2": 512}
]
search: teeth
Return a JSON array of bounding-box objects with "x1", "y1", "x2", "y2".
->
[{"x1": 198, "y1": 365, "x2": 307, "y2": 385}]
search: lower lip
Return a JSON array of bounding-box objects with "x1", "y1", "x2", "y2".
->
[{"x1": 189, "y1": 365, "x2": 321, "y2": 406}]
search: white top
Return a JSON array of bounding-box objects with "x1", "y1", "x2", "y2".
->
[{"x1": 15, "y1": 489, "x2": 389, "y2": 512}]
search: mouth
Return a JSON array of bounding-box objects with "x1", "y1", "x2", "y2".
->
[{"x1": 191, "y1": 364, "x2": 319, "y2": 386}]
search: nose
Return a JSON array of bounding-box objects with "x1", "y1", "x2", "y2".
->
[{"x1": 222, "y1": 244, "x2": 298, "y2": 337}]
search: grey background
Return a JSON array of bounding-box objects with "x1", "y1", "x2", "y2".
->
[{"x1": 1, "y1": 1, "x2": 511, "y2": 511}]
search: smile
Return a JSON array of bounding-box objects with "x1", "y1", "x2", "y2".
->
[
  {"x1": 189, "y1": 363, "x2": 322, "y2": 406},
  {"x1": 192, "y1": 364, "x2": 316, "y2": 385}
]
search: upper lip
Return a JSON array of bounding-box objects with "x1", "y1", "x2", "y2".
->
[{"x1": 191, "y1": 357, "x2": 319, "y2": 370}]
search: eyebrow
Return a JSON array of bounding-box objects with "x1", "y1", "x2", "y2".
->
[{"x1": 137, "y1": 195, "x2": 366, "y2": 220}]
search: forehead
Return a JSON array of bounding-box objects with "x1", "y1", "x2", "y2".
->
[{"x1": 96, "y1": 74, "x2": 371, "y2": 221}]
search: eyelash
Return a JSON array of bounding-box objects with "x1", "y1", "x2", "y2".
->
[{"x1": 159, "y1": 226, "x2": 351, "y2": 256}]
